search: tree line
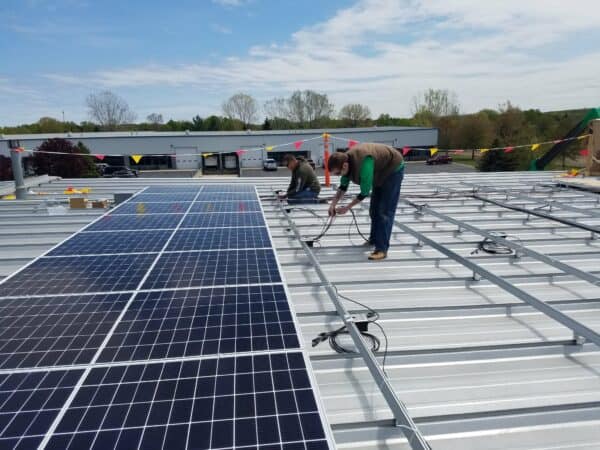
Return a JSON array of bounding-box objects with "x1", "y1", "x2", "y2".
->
[{"x1": 1, "y1": 88, "x2": 590, "y2": 172}]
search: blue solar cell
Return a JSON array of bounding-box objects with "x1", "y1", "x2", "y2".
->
[
  {"x1": 141, "y1": 249, "x2": 281, "y2": 290},
  {"x1": 44, "y1": 353, "x2": 329, "y2": 450},
  {"x1": 181, "y1": 212, "x2": 265, "y2": 228},
  {"x1": 202, "y1": 185, "x2": 255, "y2": 193},
  {"x1": 0, "y1": 254, "x2": 157, "y2": 297},
  {"x1": 0, "y1": 369, "x2": 83, "y2": 450},
  {"x1": 189, "y1": 201, "x2": 261, "y2": 213},
  {"x1": 97, "y1": 284, "x2": 299, "y2": 363},
  {"x1": 166, "y1": 227, "x2": 270, "y2": 251},
  {"x1": 194, "y1": 192, "x2": 258, "y2": 202},
  {"x1": 110, "y1": 202, "x2": 191, "y2": 215},
  {"x1": 48, "y1": 230, "x2": 171, "y2": 256},
  {"x1": 143, "y1": 186, "x2": 202, "y2": 194},
  {"x1": 85, "y1": 214, "x2": 183, "y2": 231},
  {"x1": 0, "y1": 293, "x2": 132, "y2": 369},
  {"x1": 133, "y1": 193, "x2": 198, "y2": 202}
]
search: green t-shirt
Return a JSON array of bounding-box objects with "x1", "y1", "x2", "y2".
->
[{"x1": 340, "y1": 156, "x2": 404, "y2": 198}]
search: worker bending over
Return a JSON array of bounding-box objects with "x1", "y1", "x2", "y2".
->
[
  {"x1": 328, "y1": 143, "x2": 404, "y2": 260},
  {"x1": 279, "y1": 154, "x2": 321, "y2": 204}
]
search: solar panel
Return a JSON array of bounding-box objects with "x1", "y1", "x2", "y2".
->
[
  {"x1": 143, "y1": 187, "x2": 202, "y2": 194},
  {"x1": 201, "y1": 185, "x2": 255, "y2": 193},
  {"x1": 43, "y1": 353, "x2": 329, "y2": 450},
  {"x1": 0, "y1": 293, "x2": 132, "y2": 369},
  {"x1": 189, "y1": 201, "x2": 262, "y2": 213},
  {"x1": 97, "y1": 284, "x2": 300, "y2": 363},
  {"x1": 0, "y1": 368, "x2": 84, "y2": 450},
  {"x1": 166, "y1": 227, "x2": 271, "y2": 251},
  {"x1": 85, "y1": 214, "x2": 184, "y2": 231},
  {"x1": 194, "y1": 192, "x2": 258, "y2": 202},
  {"x1": 181, "y1": 212, "x2": 265, "y2": 228},
  {"x1": 48, "y1": 231, "x2": 171, "y2": 256},
  {"x1": 142, "y1": 249, "x2": 281, "y2": 290},
  {"x1": 0, "y1": 254, "x2": 157, "y2": 297},
  {"x1": 133, "y1": 193, "x2": 198, "y2": 202},
  {"x1": 0, "y1": 184, "x2": 333, "y2": 449},
  {"x1": 110, "y1": 202, "x2": 191, "y2": 215}
]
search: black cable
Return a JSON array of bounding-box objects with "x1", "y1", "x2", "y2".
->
[
  {"x1": 470, "y1": 231, "x2": 525, "y2": 256},
  {"x1": 348, "y1": 208, "x2": 370, "y2": 244}
]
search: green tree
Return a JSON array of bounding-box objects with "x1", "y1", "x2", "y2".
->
[{"x1": 33, "y1": 139, "x2": 98, "y2": 178}]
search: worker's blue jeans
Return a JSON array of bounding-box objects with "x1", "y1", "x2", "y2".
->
[
  {"x1": 287, "y1": 188, "x2": 319, "y2": 204},
  {"x1": 369, "y1": 168, "x2": 404, "y2": 253}
]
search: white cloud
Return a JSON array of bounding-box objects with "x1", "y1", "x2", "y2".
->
[
  {"x1": 26, "y1": 0, "x2": 600, "y2": 121},
  {"x1": 210, "y1": 23, "x2": 232, "y2": 34},
  {"x1": 211, "y1": 0, "x2": 248, "y2": 6}
]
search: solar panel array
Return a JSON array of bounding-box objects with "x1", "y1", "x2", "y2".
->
[{"x1": 0, "y1": 184, "x2": 332, "y2": 449}]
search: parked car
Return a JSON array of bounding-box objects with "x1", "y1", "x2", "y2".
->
[
  {"x1": 263, "y1": 158, "x2": 278, "y2": 171},
  {"x1": 426, "y1": 154, "x2": 453, "y2": 165},
  {"x1": 102, "y1": 166, "x2": 139, "y2": 177},
  {"x1": 95, "y1": 163, "x2": 109, "y2": 175}
]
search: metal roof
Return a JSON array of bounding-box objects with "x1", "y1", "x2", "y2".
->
[{"x1": 1, "y1": 172, "x2": 600, "y2": 449}]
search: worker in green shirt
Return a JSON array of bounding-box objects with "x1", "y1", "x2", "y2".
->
[
  {"x1": 278, "y1": 154, "x2": 321, "y2": 204},
  {"x1": 327, "y1": 143, "x2": 405, "y2": 260}
]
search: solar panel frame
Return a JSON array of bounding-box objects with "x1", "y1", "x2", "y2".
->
[
  {"x1": 0, "y1": 184, "x2": 335, "y2": 449},
  {"x1": 84, "y1": 214, "x2": 184, "y2": 232},
  {"x1": 43, "y1": 353, "x2": 329, "y2": 450},
  {"x1": 132, "y1": 193, "x2": 199, "y2": 202},
  {"x1": 141, "y1": 249, "x2": 282, "y2": 291},
  {"x1": 0, "y1": 254, "x2": 159, "y2": 297},
  {"x1": 188, "y1": 201, "x2": 262, "y2": 213},
  {"x1": 166, "y1": 227, "x2": 271, "y2": 252},
  {"x1": 180, "y1": 212, "x2": 265, "y2": 229},
  {"x1": 0, "y1": 293, "x2": 134, "y2": 370},
  {"x1": 201, "y1": 185, "x2": 256, "y2": 193},
  {"x1": 0, "y1": 368, "x2": 84, "y2": 450},
  {"x1": 193, "y1": 192, "x2": 259, "y2": 202},
  {"x1": 97, "y1": 284, "x2": 300, "y2": 363},
  {"x1": 47, "y1": 231, "x2": 172, "y2": 256},
  {"x1": 108, "y1": 202, "x2": 192, "y2": 215}
]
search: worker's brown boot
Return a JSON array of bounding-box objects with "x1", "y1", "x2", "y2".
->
[{"x1": 368, "y1": 250, "x2": 387, "y2": 261}]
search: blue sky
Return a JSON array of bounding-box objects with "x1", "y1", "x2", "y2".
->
[{"x1": 1, "y1": 0, "x2": 599, "y2": 125}]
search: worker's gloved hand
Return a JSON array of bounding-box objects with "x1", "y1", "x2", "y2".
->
[
  {"x1": 328, "y1": 204, "x2": 337, "y2": 217},
  {"x1": 336, "y1": 205, "x2": 350, "y2": 215}
]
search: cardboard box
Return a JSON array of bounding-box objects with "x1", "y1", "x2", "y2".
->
[
  {"x1": 91, "y1": 200, "x2": 108, "y2": 209},
  {"x1": 69, "y1": 197, "x2": 87, "y2": 209}
]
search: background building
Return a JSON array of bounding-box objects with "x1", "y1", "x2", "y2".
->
[{"x1": 0, "y1": 126, "x2": 438, "y2": 172}]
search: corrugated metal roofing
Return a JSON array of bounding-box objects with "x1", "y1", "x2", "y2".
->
[{"x1": 1, "y1": 171, "x2": 599, "y2": 449}]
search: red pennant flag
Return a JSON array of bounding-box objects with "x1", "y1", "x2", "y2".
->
[
  {"x1": 402, "y1": 146, "x2": 411, "y2": 156},
  {"x1": 294, "y1": 141, "x2": 303, "y2": 150},
  {"x1": 235, "y1": 149, "x2": 247, "y2": 156},
  {"x1": 348, "y1": 140, "x2": 359, "y2": 149},
  {"x1": 95, "y1": 154, "x2": 105, "y2": 161},
  {"x1": 504, "y1": 147, "x2": 514, "y2": 153},
  {"x1": 580, "y1": 149, "x2": 590, "y2": 156},
  {"x1": 14, "y1": 147, "x2": 25, "y2": 153}
]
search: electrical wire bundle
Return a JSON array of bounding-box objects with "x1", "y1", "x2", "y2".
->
[
  {"x1": 312, "y1": 285, "x2": 390, "y2": 376},
  {"x1": 470, "y1": 231, "x2": 522, "y2": 255}
]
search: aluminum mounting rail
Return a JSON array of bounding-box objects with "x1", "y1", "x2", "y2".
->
[
  {"x1": 424, "y1": 183, "x2": 600, "y2": 237},
  {"x1": 276, "y1": 197, "x2": 432, "y2": 450},
  {"x1": 459, "y1": 182, "x2": 600, "y2": 219},
  {"x1": 387, "y1": 212, "x2": 600, "y2": 349},
  {"x1": 398, "y1": 197, "x2": 600, "y2": 288}
]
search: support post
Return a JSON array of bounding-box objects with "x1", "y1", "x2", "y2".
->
[
  {"x1": 10, "y1": 148, "x2": 26, "y2": 200},
  {"x1": 323, "y1": 133, "x2": 331, "y2": 187}
]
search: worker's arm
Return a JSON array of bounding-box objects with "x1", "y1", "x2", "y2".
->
[
  {"x1": 285, "y1": 172, "x2": 297, "y2": 197},
  {"x1": 328, "y1": 174, "x2": 350, "y2": 216},
  {"x1": 336, "y1": 157, "x2": 373, "y2": 215}
]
